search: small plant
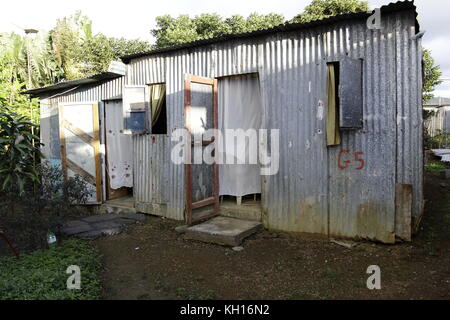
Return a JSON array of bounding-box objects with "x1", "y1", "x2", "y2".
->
[
  {"x1": 0, "y1": 239, "x2": 102, "y2": 300},
  {"x1": 0, "y1": 107, "x2": 43, "y2": 216},
  {"x1": 0, "y1": 163, "x2": 92, "y2": 253},
  {"x1": 26, "y1": 162, "x2": 92, "y2": 216}
]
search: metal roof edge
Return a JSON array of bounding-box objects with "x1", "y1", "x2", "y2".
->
[{"x1": 23, "y1": 72, "x2": 123, "y2": 97}]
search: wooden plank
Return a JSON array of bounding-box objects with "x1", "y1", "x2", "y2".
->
[
  {"x1": 108, "y1": 187, "x2": 130, "y2": 200},
  {"x1": 67, "y1": 159, "x2": 96, "y2": 186},
  {"x1": 191, "y1": 210, "x2": 218, "y2": 223},
  {"x1": 92, "y1": 104, "x2": 103, "y2": 203},
  {"x1": 184, "y1": 77, "x2": 193, "y2": 224},
  {"x1": 61, "y1": 119, "x2": 94, "y2": 145},
  {"x1": 192, "y1": 197, "x2": 215, "y2": 210},
  {"x1": 213, "y1": 79, "x2": 220, "y2": 213},
  {"x1": 184, "y1": 78, "x2": 192, "y2": 132},
  {"x1": 395, "y1": 184, "x2": 412, "y2": 242},
  {"x1": 189, "y1": 74, "x2": 215, "y2": 85}
]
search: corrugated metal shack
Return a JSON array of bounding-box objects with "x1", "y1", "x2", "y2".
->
[{"x1": 27, "y1": 1, "x2": 423, "y2": 243}]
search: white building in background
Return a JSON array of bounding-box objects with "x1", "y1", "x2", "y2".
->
[{"x1": 424, "y1": 97, "x2": 450, "y2": 137}]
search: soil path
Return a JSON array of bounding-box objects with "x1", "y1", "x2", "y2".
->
[{"x1": 95, "y1": 173, "x2": 450, "y2": 300}]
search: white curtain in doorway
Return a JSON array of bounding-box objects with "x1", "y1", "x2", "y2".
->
[
  {"x1": 105, "y1": 100, "x2": 134, "y2": 189},
  {"x1": 218, "y1": 74, "x2": 262, "y2": 197}
]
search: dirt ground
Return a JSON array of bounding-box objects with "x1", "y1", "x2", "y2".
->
[{"x1": 95, "y1": 172, "x2": 450, "y2": 300}]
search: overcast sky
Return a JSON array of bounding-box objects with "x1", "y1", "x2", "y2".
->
[{"x1": 1, "y1": 0, "x2": 449, "y2": 97}]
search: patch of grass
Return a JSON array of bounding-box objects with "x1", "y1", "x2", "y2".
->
[
  {"x1": 0, "y1": 239, "x2": 102, "y2": 300},
  {"x1": 425, "y1": 162, "x2": 447, "y2": 174}
]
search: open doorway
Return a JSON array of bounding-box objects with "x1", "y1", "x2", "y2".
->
[
  {"x1": 183, "y1": 73, "x2": 264, "y2": 224},
  {"x1": 103, "y1": 99, "x2": 133, "y2": 203},
  {"x1": 217, "y1": 73, "x2": 263, "y2": 216}
]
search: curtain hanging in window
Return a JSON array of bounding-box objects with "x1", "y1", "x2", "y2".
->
[
  {"x1": 326, "y1": 64, "x2": 341, "y2": 146},
  {"x1": 149, "y1": 84, "x2": 166, "y2": 127}
]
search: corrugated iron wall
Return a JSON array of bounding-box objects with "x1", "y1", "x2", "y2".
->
[
  {"x1": 52, "y1": 76, "x2": 124, "y2": 102},
  {"x1": 127, "y1": 8, "x2": 423, "y2": 242},
  {"x1": 36, "y1": 4, "x2": 421, "y2": 242},
  {"x1": 395, "y1": 9, "x2": 423, "y2": 232},
  {"x1": 129, "y1": 7, "x2": 422, "y2": 242},
  {"x1": 133, "y1": 134, "x2": 173, "y2": 218}
]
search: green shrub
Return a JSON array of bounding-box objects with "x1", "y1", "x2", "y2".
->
[
  {"x1": 425, "y1": 161, "x2": 447, "y2": 174},
  {"x1": 0, "y1": 239, "x2": 102, "y2": 300},
  {"x1": 0, "y1": 162, "x2": 93, "y2": 253}
]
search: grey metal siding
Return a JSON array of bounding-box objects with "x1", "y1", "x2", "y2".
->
[
  {"x1": 327, "y1": 16, "x2": 398, "y2": 242},
  {"x1": 36, "y1": 4, "x2": 420, "y2": 242},
  {"x1": 127, "y1": 9, "x2": 423, "y2": 242},
  {"x1": 395, "y1": 9, "x2": 423, "y2": 230}
]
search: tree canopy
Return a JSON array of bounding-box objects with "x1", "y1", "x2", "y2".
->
[
  {"x1": 51, "y1": 11, "x2": 152, "y2": 80},
  {"x1": 422, "y1": 49, "x2": 442, "y2": 103},
  {"x1": 292, "y1": 0, "x2": 369, "y2": 23},
  {"x1": 0, "y1": 11, "x2": 152, "y2": 119},
  {"x1": 151, "y1": 13, "x2": 285, "y2": 48}
]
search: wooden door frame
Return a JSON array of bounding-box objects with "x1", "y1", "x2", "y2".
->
[
  {"x1": 184, "y1": 74, "x2": 220, "y2": 224},
  {"x1": 58, "y1": 102, "x2": 103, "y2": 203}
]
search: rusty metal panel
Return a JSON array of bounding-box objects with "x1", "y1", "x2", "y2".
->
[{"x1": 395, "y1": 184, "x2": 412, "y2": 241}]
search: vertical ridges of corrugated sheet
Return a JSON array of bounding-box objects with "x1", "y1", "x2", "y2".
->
[
  {"x1": 126, "y1": 56, "x2": 166, "y2": 85},
  {"x1": 259, "y1": 27, "x2": 330, "y2": 234},
  {"x1": 395, "y1": 10, "x2": 423, "y2": 228},
  {"x1": 327, "y1": 15, "x2": 398, "y2": 243},
  {"x1": 123, "y1": 7, "x2": 421, "y2": 239},
  {"x1": 133, "y1": 135, "x2": 171, "y2": 215},
  {"x1": 49, "y1": 76, "x2": 123, "y2": 104}
]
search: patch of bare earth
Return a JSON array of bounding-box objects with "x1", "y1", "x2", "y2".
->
[{"x1": 95, "y1": 173, "x2": 450, "y2": 300}]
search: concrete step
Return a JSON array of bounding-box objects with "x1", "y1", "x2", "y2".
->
[
  {"x1": 184, "y1": 216, "x2": 263, "y2": 247},
  {"x1": 99, "y1": 204, "x2": 137, "y2": 214},
  {"x1": 219, "y1": 199, "x2": 263, "y2": 221}
]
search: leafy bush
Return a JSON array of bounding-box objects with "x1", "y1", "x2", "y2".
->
[
  {"x1": 0, "y1": 239, "x2": 102, "y2": 300},
  {"x1": 428, "y1": 133, "x2": 450, "y2": 149},
  {"x1": 0, "y1": 108, "x2": 42, "y2": 215},
  {"x1": 23, "y1": 162, "x2": 92, "y2": 216},
  {"x1": 0, "y1": 163, "x2": 92, "y2": 253},
  {"x1": 425, "y1": 161, "x2": 447, "y2": 174}
]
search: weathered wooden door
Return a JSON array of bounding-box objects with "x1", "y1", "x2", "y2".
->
[
  {"x1": 184, "y1": 75, "x2": 219, "y2": 224},
  {"x1": 58, "y1": 102, "x2": 102, "y2": 204}
]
